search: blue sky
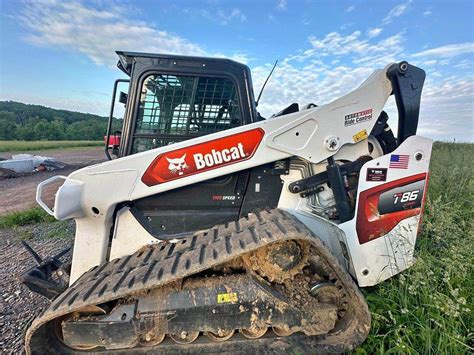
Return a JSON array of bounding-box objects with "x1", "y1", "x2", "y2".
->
[{"x1": 0, "y1": 0, "x2": 473, "y2": 141}]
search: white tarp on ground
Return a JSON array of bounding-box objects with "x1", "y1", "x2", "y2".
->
[{"x1": 0, "y1": 154, "x2": 66, "y2": 173}]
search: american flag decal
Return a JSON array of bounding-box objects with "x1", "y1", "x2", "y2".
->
[{"x1": 389, "y1": 154, "x2": 410, "y2": 169}]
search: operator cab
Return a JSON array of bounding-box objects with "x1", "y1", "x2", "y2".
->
[
  {"x1": 106, "y1": 51, "x2": 258, "y2": 159},
  {"x1": 105, "y1": 52, "x2": 283, "y2": 237}
]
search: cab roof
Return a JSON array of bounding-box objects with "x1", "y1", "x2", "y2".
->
[{"x1": 116, "y1": 51, "x2": 250, "y2": 77}]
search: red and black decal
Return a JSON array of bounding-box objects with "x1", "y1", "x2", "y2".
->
[
  {"x1": 366, "y1": 168, "x2": 387, "y2": 182},
  {"x1": 142, "y1": 128, "x2": 265, "y2": 186},
  {"x1": 356, "y1": 173, "x2": 427, "y2": 244},
  {"x1": 344, "y1": 108, "x2": 373, "y2": 127}
]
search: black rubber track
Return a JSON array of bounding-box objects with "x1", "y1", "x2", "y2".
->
[{"x1": 26, "y1": 209, "x2": 371, "y2": 354}]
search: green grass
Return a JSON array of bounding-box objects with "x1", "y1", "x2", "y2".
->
[
  {"x1": 0, "y1": 208, "x2": 72, "y2": 241},
  {"x1": 0, "y1": 207, "x2": 55, "y2": 228},
  {"x1": 0, "y1": 140, "x2": 102, "y2": 152},
  {"x1": 359, "y1": 142, "x2": 474, "y2": 354}
]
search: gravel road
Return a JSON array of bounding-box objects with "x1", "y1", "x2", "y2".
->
[{"x1": 0, "y1": 222, "x2": 74, "y2": 354}]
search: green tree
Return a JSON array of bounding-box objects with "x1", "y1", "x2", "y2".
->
[
  {"x1": 17, "y1": 124, "x2": 36, "y2": 140},
  {"x1": 42, "y1": 118, "x2": 67, "y2": 140},
  {"x1": 0, "y1": 101, "x2": 117, "y2": 141},
  {"x1": 33, "y1": 119, "x2": 51, "y2": 140},
  {"x1": 0, "y1": 118, "x2": 17, "y2": 139}
]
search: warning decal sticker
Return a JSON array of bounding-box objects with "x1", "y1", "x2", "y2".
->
[
  {"x1": 217, "y1": 292, "x2": 238, "y2": 303},
  {"x1": 344, "y1": 109, "x2": 373, "y2": 127},
  {"x1": 366, "y1": 168, "x2": 387, "y2": 182}
]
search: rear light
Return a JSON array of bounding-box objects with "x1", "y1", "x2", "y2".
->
[{"x1": 356, "y1": 173, "x2": 427, "y2": 244}]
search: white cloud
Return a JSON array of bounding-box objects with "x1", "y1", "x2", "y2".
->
[
  {"x1": 18, "y1": 1, "x2": 207, "y2": 67},
  {"x1": 276, "y1": 0, "x2": 287, "y2": 11},
  {"x1": 251, "y1": 30, "x2": 473, "y2": 141},
  {"x1": 301, "y1": 31, "x2": 404, "y2": 65},
  {"x1": 412, "y1": 43, "x2": 474, "y2": 58},
  {"x1": 216, "y1": 8, "x2": 247, "y2": 25},
  {"x1": 367, "y1": 28, "x2": 383, "y2": 38},
  {"x1": 252, "y1": 31, "x2": 405, "y2": 116},
  {"x1": 418, "y1": 74, "x2": 474, "y2": 141},
  {"x1": 17, "y1": 0, "x2": 249, "y2": 68},
  {"x1": 453, "y1": 59, "x2": 472, "y2": 69},
  {"x1": 423, "y1": 9, "x2": 432, "y2": 16},
  {"x1": 382, "y1": 1, "x2": 412, "y2": 24},
  {"x1": 422, "y1": 59, "x2": 437, "y2": 66},
  {"x1": 345, "y1": 5, "x2": 355, "y2": 13},
  {"x1": 182, "y1": 7, "x2": 247, "y2": 26},
  {"x1": 340, "y1": 22, "x2": 355, "y2": 30}
]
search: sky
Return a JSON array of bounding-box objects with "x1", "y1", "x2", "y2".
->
[{"x1": 0, "y1": 0, "x2": 473, "y2": 141}]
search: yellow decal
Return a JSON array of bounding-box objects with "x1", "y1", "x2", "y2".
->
[
  {"x1": 353, "y1": 129, "x2": 368, "y2": 143},
  {"x1": 217, "y1": 292, "x2": 238, "y2": 304}
]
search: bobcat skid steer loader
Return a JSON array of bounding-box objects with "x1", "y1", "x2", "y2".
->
[{"x1": 22, "y1": 52, "x2": 432, "y2": 353}]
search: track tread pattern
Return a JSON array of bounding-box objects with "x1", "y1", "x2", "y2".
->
[{"x1": 26, "y1": 209, "x2": 370, "y2": 354}]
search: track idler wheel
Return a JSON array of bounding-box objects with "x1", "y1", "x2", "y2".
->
[
  {"x1": 240, "y1": 326, "x2": 268, "y2": 339},
  {"x1": 53, "y1": 306, "x2": 106, "y2": 351},
  {"x1": 206, "y1": 329, "x2": 234, "y2": 342},
  {"x1": 170, "y1": 331, "x2": 199, "y2": 344}
]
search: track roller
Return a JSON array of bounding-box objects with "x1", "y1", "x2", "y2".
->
[
  {"x1": 170, "y1": 331, "x2": 200, "y2": 344},
  {"x1": 272, "y1": 326, "x2": 295, "y2": 337},
  {"x1": 139, "y1": 333, "x2": 166, "y2": 347},
  {"x1": 206, "y1": 329, "x2": 234, "y2": 342},
  {"x1": 240, "y1": 326, "x2": 268, "y2": 339}
]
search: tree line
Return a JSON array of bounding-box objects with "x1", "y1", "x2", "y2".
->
[{"x1": 0, "y1": 101, "x2": 120, "y2": 141}]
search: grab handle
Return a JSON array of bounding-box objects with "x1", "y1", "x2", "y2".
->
[{"x1": 36, "y1": 175, "x2": 67, "y2": 216}]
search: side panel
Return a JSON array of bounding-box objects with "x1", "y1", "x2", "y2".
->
[
  {"x1": 338, "y1": 135, "x2": 432, "y2": 286},
  {"x1": 109, "y1": 208, "x2": 159, "y2": 260}
]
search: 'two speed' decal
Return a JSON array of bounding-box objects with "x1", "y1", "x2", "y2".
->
[{"x1": 142, "y1": 128, "x2": 265, "y2": 186}]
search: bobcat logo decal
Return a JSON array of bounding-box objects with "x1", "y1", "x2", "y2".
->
[
  {"x1": 142, "y1": 128, "x2": 265, "y2": 186},
  {"x1": 166, "y1": 154, "x2": 188, "y2": 175}
]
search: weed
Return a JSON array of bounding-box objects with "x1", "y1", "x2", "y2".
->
[{"x1": 0, "y1": 208, "x2": 55, "y2": 228}]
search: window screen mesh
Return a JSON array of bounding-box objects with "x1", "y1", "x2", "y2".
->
[{"x1": 133, "y1": 74, "x2": 242, "y2": 153}]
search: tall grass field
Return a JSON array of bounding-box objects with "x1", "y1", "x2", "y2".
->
[
  {"x1": 0, "y1": 140, "x2": 102, "y2": 152},
  {"x1": 360, "y1": 142, "x2": 473, "y2": 353}
]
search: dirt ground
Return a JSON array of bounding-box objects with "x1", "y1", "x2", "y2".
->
[{"x1": 0, "y1": 147, "x2": 105, "y2": 216}]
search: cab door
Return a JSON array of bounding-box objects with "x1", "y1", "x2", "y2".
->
[{"x1": 127, "y1": 73, "x2": 250, "y2": 236}]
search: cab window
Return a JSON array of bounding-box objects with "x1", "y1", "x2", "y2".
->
[{"x1": 132, "y1": 74, "x2": 242, "y2": 153}]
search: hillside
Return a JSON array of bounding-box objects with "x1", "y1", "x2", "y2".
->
[{"x1": 0, "y1": 101, "x2": 119, "y2": 141}]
